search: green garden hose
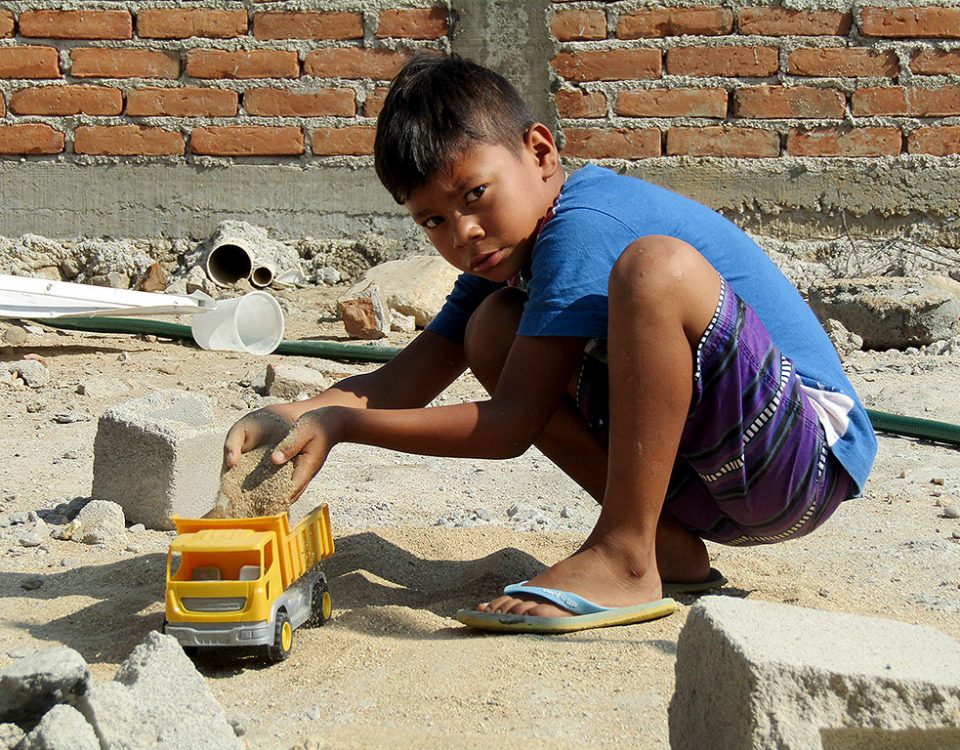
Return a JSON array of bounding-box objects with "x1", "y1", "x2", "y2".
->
[{"x1": 31, "y1": 315, "x2": 960, "y2": 446}]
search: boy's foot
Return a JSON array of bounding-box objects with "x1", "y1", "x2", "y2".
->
[{"x1": 478, "y1": 533, "x2": 707, "y2": 617}]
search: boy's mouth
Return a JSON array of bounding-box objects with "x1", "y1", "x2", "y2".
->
[{"x1": 470, "y1": 248, "x2": 504, "y2": 273}]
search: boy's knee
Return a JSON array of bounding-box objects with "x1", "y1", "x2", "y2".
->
[
  {"x1": 463, "y1": 286, "x2": 526, "y2": 388},
  {"x1": 609, "y1": 236, "x2": 708, "y2": 307}
]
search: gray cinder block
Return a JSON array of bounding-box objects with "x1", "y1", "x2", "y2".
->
[
  {"x1": 92, "y1": 390, "x2": 229, "y2": 530},
  {"x1": 669, "y1": 597, "x2": 960, "y2": 750},
  {"x1": 78, "y1": 632, "x2": 241, "y2": 750}
]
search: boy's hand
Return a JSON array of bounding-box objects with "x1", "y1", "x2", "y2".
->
[
  {"x1": 270, "y1": 407, "x2": 347, "y2": 501},
  {"x1": 222, "y1": 407, "x2": 295, "y2": 472}
]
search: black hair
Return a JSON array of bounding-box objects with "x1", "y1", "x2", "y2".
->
[{"x1": 374, "y1": 52, "x2": 537, "y2": 204}]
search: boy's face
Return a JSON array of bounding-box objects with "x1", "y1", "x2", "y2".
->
[{"x1": 404, "y1": 124, "x2": 563, "y2": 284}]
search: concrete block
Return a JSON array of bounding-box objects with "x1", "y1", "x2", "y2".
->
[
  {"x1": 92, "y1": 390, "x2": 230, "y2": 530},
  {"x1": 20, "y1": 704, "x2": 99, "y2": 750},
  {"x1": 808, "y1": 275, "x2": 960, "y2": 349},
  {"x1": 669, "y1": 597, "x2": 960, "y2": 750},
  {"x1": 78, "y1": 631, "x2": 241, "y2": 750},
  {"x1": 0, "y1": 646, "x2": 90, "y2": 727}
]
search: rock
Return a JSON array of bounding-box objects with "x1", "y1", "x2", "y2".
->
[
  {"x1": 2, "y1": 325, "x2": 29, "y2": 346},
  {"x1": 78, "y1": 632, "x2": 241, "y2": 750},
  {"x1": 314, "y1": 266, "x2": 341, "y2": 286},
  {"x1": 19, "y1": 533, "x2": 43, "y2": 549},
  {"x1": 185, "y1": 266, "x2": 215, "y2": 296},
  {"x1": 0, "y1": 646, "x2": 90, "y2": 726},
  {"x1": 337, "y1": 280, "x2": 389, "y2": 340},
  {"x1": 50, "y1": 520, "x2": 80, "y2": 542},
  {"x1": 19, "y1": 704, "x2": 99, "y2": 750},
  {"x1": 128, "y1": 523, "x2": 146, "y2": 533},
  {"x1": 0, "y1": 723, "x2": 24, "y2": 749},
  {"x1": 944, "y1": 504, "x2": 960, "y2": 519},
  {"x1": 264, "y1": 363, "x2": 333, "y2": 400},
  {"x1": 90, "y1": 271, "x2": 130, "y2": 289},
  {"x1": 390, "y1": 310, "x2": 417, "y2": 334},
  {"x1": 52, "y1": 411, "x2": 91, "y2": 424},
  {"x1": 60, "y1": 557, "x2": 80, "y2": 567},
  {"x1": 808, "y1": 275, "x2": 960, "y2": 350},
  {"x1": 20, "y1": 576, "x2": 44, "y2": 590},
  {"x1": 76, "y1": 500, "x2": 126, "y2": 546},
  {"x1": 822, "y1": 319, "x2": 863, "y2": 360},
  {"x1": 5, "y1": 360, "x2": 49, "y2": 389},
  {"x1": 364, "y1": 256, "x2": 460, "y2": 327},
  {"x1": 137, "y1": 262, "x2": 167, "y2": 293}
]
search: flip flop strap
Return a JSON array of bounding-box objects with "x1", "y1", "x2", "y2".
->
[{"x1": 502, "y1": 582, "x2": 610, "y2": 615}]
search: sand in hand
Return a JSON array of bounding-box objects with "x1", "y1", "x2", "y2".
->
[{"x1": 209, "y1": 445, "x2": 296, "y2": 518}]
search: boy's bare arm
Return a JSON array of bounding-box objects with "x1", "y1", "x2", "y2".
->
[
  {"x1": 223, "y1": 330, "x2": 467, "y2": 466},
  {"x1": 275, "y1": 334, "x2": 587, "y2": 497}
]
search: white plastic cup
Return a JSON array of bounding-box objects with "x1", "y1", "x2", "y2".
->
[{"x1": 190, "y1": 292, "x2": 284, "y2": 355}]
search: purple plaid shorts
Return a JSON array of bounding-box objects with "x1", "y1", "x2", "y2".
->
[{"x1": 576, "y1": 277, "x2": 852, "y2": 545}]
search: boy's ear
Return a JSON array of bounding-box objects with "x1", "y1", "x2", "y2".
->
[{"x1": 523, "y1": 123, "x2": 560, "y2": 179}]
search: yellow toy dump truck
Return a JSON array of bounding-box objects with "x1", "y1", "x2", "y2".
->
[{"x1": 162, "y1": 504, "x2": 335, "y2": 662}]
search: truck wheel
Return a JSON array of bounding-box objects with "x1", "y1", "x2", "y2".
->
[
  {"x1": 266, "y1": 609, "x2": 292, "y2": 663},
  {"x1": 308, "y1": 580, "x2": 333, "y2": 627}
]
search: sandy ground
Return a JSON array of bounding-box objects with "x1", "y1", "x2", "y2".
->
[{"x1": 1, "y1": 285, "x2": 959, "y2": 749}]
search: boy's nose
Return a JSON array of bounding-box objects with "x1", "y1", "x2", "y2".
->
[{"x1": 453, "y1": 213, "x2": 483, "y2": 247}]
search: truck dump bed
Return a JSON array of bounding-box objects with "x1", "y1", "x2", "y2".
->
[{"x1": 172, "y1": 504, "x2": 334, "y2": 589}]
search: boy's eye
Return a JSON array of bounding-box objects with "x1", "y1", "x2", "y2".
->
[
  {"x1": 423, "y1": 216, "x2": 443, "y2": 229},
  {"x1": 466, "y1": 185, "x2": 487, "y2": 202}
]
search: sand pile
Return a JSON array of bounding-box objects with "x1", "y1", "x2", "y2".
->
[{"x1": 209, "y1": 445, "x2": 296, "y2": 518}]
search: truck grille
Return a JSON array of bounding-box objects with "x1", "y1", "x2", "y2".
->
[{"x1": 181, "y1": 597, "x2": 246, "y2": 612}]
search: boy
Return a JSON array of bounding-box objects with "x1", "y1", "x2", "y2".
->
[{"x1": 223, "y1": 53, "x2": 877, "y2": 634}]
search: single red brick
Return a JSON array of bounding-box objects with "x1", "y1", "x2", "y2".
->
[
  {"x1": 734, "y1": 86, "x2": 845, "y2": 118},
  {"x1": 861, "y1": 7, "x2": 960, "y2": 39},
  {"x1": 556, "y1": 89, "x2": 608, "y2": 118},
  {"x1": 908, "y1": 126, "x2": 960, "y2": 155},
  {"x1": 738, "y1": 8, "x2": 852, "y2": 36},
  {"x1": 615, "y1": 88, "x2": 727, "y2": 117},
  {"x1": 245, "y1": 87, "x2": 355, "y2": 117},
  {"x1": 856, "y1": 86, "x2": 960, "y2": 116},
  {"x1": 0, "y1": 47, "x2": 61, "y2": 79},
  {"x1": 311, "y1": 126, "x2": 376, "y2": 155},
  {"x1": 0, "y1": 123, "x2": 64, "y2": 154},
  {"x1": 363, "y1": 87, "x2": 390, "y2": 117},
  {"x1": 911, "y1": 49, "x2": 960, "y2": 75},
  {"x1": 788, "y1": 48, "x2": 898, "y2": 77},
  {"x1": 187, "y1": 49, "x2": 299, "y2": 79},
  {"x1": 71, "y1": 48, "x2": 180, "y2": 79},
  {"x1": 1, "y1": 9, "x2": 14, "y2": 37},
  {"x1": 137, "y1": 9, "x2": 248, "y2": 39},
  {"x1": 75, "y1": 125, "x2": 184, "y2": 155},
  {"x1": 851, "y1": 87, "x2": 907, "y2": 115},
  {"x1": 253, "y1": 11, "x2": 362, "y2": 40},
  {"x1": 551, "y1": 49, "x2": 661, "y2": 82},
  {"x1": 10, "y1": 85, "x2": 122, "y2": 115},
  {"x1": 552, "y1": 10, "x2": 606, "y2": 41},
  {"x1": 304, "y1": 48, "x2": 406, "y2": 80},
  {"x1": 0, "y1": 95, "x2": 5, "y2": 117},
  {"x1": 127, "y1": 87, "x2": 238, "y2": 117},
  {"x1": 192, "y1": 126, "x2": 304, "y2": 156},
  {"x1": 563, "y1": 127, "x2": 660, "y2": 158},
  {"x1": 19, "y1": 10, "x2": 131, "y2": 40},
  {"x1": 617, "y1": 7, "x2": 732, "y2": 38},
  {"x1": 666, "y1": 126, "x2": 779, "y2": 157},
  {"x1": 786, "y1": 126, "x2": 901, "y2": 156},
  {"x1": 377, "y1": 8, "x2": 448, "y2": 39},
  {"x1": 667, "y1": 46, "x2": 779, "y2": 77}
]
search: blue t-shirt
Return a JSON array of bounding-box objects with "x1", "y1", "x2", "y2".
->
[{"x1": 428, "y1": 164, "x2": 876, "y2": 493}]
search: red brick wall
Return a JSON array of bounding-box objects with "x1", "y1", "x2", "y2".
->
[
  {"x1": 551, "y1": 2, "x2": 960, "y2": 158},
  {"x1": 2, "y1": 2, "x2": 960, "y2": 161},
  {"x1": 0, "y1": 3, "x2": 446, "y2": 157}
]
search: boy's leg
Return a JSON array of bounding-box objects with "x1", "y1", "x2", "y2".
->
[{"x1": 469, "y1": 238, "x2": 722, "y2": 617}]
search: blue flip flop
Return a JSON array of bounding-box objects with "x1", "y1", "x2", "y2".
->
[{"x1": 455, "y1": 582, "x2": 678, "y2": 634}]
